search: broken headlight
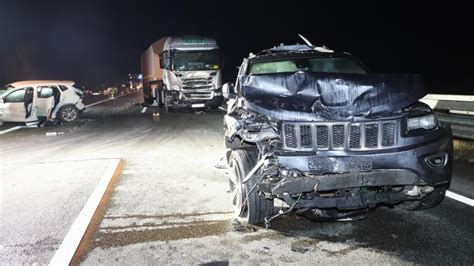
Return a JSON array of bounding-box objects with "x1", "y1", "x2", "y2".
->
[{"x1": 407, "y1": 114, "x2": 438, "y2": 131}]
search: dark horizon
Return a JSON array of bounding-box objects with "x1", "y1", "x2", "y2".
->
[{"x1": 1, "y1": 1, "x2": 472, "y2": 93}]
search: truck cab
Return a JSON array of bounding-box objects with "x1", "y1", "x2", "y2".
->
[{"x1": 141, "y1": 36, "x2": 223, "y2": 110}]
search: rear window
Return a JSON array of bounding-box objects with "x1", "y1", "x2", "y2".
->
[
  {"x1": 249, "y1": 57, "x2": 367, "y2": 75},
  {"x1": 37, "y1": 87, "x2": 55, "y2": 98},
  {"x1": 59, "y1": 85, "x2": 69, "y2": 91}
]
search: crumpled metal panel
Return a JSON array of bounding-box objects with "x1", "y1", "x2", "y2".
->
[{"x1": 239, "y1": 72, "x2": 426, "y2": 120}]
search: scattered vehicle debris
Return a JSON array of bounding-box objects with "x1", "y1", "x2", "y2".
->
[
  {"x1": 231, "y1": 218, "x2": 245, "y2": 232},
  {"x1": 214, "y1": 157, "x2": 228, "y2": 169},
  {"x1": 152, "y1": 112, "x2": 161, "y2": 122},
  {"x1": 141, "y1": 36, "x2": 224, "y2": 110},
  {"x1": 0, "y1": 80, "x2": 85, "y2": 126},
  {"x1": 45, "y1": 131, "x2": 65, "y2": 137},
  {"x1": 290, "y1": 242, "x2": 310, "y2": 254},
  {"x1": 223, "y1": 37, "x2": 453, "y2": 226}
]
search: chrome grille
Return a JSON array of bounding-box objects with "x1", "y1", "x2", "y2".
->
[
  {"x1": 365, "y1": 123, "x2": 378, "y2": 148},
  {"x1": 284, "y1": 124, "x2": 297, "y2": 148},
  {"x1": 349, "y1": 125, "x2": 361, "y2": 149},
  {"x1": 181, "y1": 78, "x2": 214, "y2": 100},
  {"x1": 181, "y1": 78, "x2": 213, "y2": 87},
  {"x1": 332, "y1": 125, "x2": 345, "y2": 148},
  {"x1": 282, "y1": 120, "x2": 398, "y2": 151},
  {"x1": 300, "y1": 125, "x2": 313, "y2": 148},
  {"x1": 316, "y1": 126, "x2": 329, "y2": 149},
  {"x1": 382, "y1": 121, "x2": 397, "y2": 146}
]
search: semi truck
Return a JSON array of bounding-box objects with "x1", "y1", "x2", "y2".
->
[{"x1": 140, "y1": 36, "x2": 223, "y2": 110}]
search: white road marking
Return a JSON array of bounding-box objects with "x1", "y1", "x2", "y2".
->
[
  {"x1": 85, "y1": 93, "x2": 131, "y2": 108},
  {"x1": 49, "y1": 159, "x2": 122, "y2": 266},
  {"x1": 0, "y1": 125, "x2": 26, "y2": 135},
  {"x1": 446, "y1": 190, "x2": 474, "y2": 207},
  {"x1": 141, "y1": 106, "x2": 147, "y2": 113}
]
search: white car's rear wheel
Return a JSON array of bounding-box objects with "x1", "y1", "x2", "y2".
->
[{"x1": 59, "y1": 106, "x2": 79, "y2": 122}]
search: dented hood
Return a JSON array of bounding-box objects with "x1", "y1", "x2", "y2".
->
[{"x1": 240, "y1": 72, "x2": 426, "y2": 120}]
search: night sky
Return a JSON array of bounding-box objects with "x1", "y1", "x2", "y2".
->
[{"x1": 1, "y1": 1, "x2": 472, "y2": 93}]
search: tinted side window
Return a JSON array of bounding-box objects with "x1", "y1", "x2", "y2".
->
[
  {"x1": 38, "y1": 86, "x2": 54, "y2": 98},
  {"x1": 4, "y1": 88, "x2": 27, "y2": 102},
  {"x1": 59, "y1": 85, "x2": 69, "y2": 91}
]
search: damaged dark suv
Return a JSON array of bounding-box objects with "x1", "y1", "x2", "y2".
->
[{"x1": 222, "y1": 42, "x2": 452, "y2": 226}]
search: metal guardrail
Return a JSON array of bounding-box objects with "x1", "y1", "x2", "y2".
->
[{"x1": 421, "y1": 94, "x2": 474, "y2": 140}]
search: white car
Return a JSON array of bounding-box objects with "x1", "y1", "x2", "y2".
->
[{"x1": 0, "y1": 80, "x2": 85, "y2": 125}]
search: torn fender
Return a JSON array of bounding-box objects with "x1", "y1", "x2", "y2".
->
[{"x1": 239, "y1": 72, "x2": 426, "y2": 120}]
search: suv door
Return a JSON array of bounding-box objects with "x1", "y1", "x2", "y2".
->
[
  {"x1": 1, "y1": 87, "x2": 38, "y2": 123},
  {"x1": 36, "y1": 86, "x2": 57, "y2": 117}
]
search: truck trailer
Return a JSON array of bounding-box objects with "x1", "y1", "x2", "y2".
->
[{"x1": 140, "y1": 36, "x2": 223, "y2": 110}]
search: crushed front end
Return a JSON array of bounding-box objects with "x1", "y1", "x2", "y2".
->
[{"x1": 224, "y1": 69, "x2": 452, "y2": 226}]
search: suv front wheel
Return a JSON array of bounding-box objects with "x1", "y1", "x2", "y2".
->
[{"x1": 228, "y1": 149, "x2": 274, "y2": 225}]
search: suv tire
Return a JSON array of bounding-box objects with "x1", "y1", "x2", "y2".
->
[
  {"x1": 228, "y1": 149, "x2": 273, "y2": 225},
  {"x1": 58, "y1": 105, "x2": 79, "y2": 123}
]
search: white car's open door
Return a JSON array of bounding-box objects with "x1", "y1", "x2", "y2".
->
[
  {"x1": 36, "y1": 86, "x2": 56, "y2": 118},
  {"x1": 0, "y1": 87, "x2": 38, "y2": 126}
]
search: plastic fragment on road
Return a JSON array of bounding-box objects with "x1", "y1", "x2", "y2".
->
[
  {"x1": 152, "y1": 112, "x2": 161, "y2": 122},
  {"x1": 46, "y1": 132, "x2": 65, "y2": 137}
]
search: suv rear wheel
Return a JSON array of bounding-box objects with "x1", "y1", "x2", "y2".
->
[
  {"x1": 58, "y1": 106, "x2": 79, "y2": 122},
  {"x1": 228, "y1": 149, "x2": 273, "y2": 225}
]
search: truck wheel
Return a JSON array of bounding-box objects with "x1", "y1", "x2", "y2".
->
[
  {"x1": 157, "y1": 89, "x2": 165, "y2": 109},
  {"x1": 143, "y1": 88, "x2": 154, "y2": 105},
  {"x1": 398, "y1": 185, "x2": 447, "y2": 211},
  {"x1": 144, "y1": 96, "x2": 154, "y2": 105},
  {"x1": 58, "y1": 106, "x2": 79, "y2": 123},
  {"x1": 228, "y1": 149, "x2": 273, "y2": 225}
]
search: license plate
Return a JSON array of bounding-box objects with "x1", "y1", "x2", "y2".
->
[
  {"x1": 191, "y1": 103, "x2": 205, "y2": 108},
  {"x1": 308, "y1": 156, "x2": 372, "y2": 174}
]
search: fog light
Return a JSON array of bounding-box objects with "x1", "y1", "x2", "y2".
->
[{"x1": 424, "y1": 153, "x2": 448, "y2": 168}]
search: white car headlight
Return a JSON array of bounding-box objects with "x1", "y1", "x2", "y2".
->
[{"x1": 407, "y1": 114, "x2": 438, "y2": 131}]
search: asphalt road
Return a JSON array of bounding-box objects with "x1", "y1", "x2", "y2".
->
[
  {"x1": 1, "y1": 91, "x2": 473, "y2": 265},
  {"x1": 0, "y1": 160, "x2": 113, "y2": 264}
]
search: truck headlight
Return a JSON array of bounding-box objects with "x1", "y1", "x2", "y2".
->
[{"x1": 407, "y1": 114, "x2": 438, "y2": 131}]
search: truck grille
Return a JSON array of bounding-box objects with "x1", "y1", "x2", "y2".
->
[
  {"x1": 282, "y1": 120, "x2": 398, "y2": 151},
  {"x1": 181, "y1": 78, "x2": 214, "y2": 100}
]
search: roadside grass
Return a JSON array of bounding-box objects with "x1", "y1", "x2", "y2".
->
[{"x1": 453, "y1": 138, "x2": 474, "y2": 162}]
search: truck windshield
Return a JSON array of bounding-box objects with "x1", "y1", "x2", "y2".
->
[
  {"x1": 172, "y1": 50, "x2": 219, "y2": 71},
  {"x1": 249, "y1": 57, "x2": 367, "y2": 75}
]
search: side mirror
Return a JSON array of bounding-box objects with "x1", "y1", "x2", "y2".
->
[
  {"x1": 159, "y1": 58, "x2": 165, "y2": 69},
  {"x1": 222, "y1": 83, "x2": 235, "y2": 99}
]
